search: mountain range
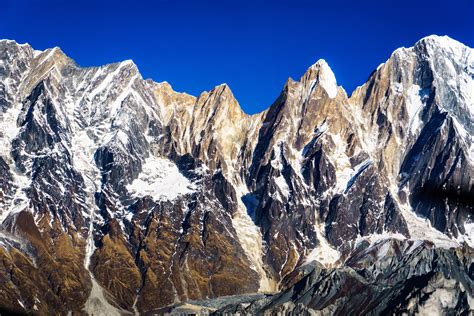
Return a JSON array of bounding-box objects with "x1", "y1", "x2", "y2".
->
[{"x1": 0, "y1": 35, "x2": 472, "y2": 315}]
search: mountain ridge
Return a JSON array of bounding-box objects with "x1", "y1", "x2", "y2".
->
[{"x1": 1, "y1": 34, "x2": 465, "y2": 116}]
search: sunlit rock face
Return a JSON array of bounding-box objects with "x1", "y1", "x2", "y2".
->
[{"x1": 0, "y1": 35, "x2": 472, "y2": 314}]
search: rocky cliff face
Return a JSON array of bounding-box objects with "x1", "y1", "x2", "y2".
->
[{"x1": 0, "y1": 35, "x2": 472, "y2": 315}]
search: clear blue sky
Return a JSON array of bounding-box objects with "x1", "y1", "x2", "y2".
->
[{"x1": 1, "y1": 0, "x2": 473, "y2": 114}]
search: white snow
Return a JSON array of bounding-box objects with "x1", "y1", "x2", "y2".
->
[
  {"x1": 391, "y1": 184, "x2": 459, "y2": 249},
  {"x1": 17, "y1": 299, "x2": 25, "y2": 309},
  {"x1": 316, "y1": 60, "x2": 338, "y2": 99},
  {"x1": 274, "y1": 174, "x2": 290, "y2": 200},
  {"x1": 34, "y1": 47, "x2": 59, "y2": 68},
  {"x1": 0, "y1": 102, "x2": 31, "y2": 225},
  {"x1": 451, "y1": 115, "x2": 474, "y2": 161},
  {"x1": 70, "y1": 128, "x2": 121, "y2": 316},
  {"x1": 0, "y1": 103, "x2": 22, "y2": 161},
  {"x1": 354, "y1": 232, "x2": 407, "y2": 251},
  {"x1": 318, "y1": 120, "x2": 329, "y2": 134},
  {"x1": 0, "y1": 44, "x2": 146, "y2": 313},
  {"x1": 270, "y1": 143, "x2": 291, "y2": 200},
  {"x1": 457, "y1": 221, "x2": 474, "y2": 248},
  {"x1": 406, "y1": 239, "x2": 424, "y2": 255},
  {"x1": 329, "y1": 133, "x2": 355, "y2": 193},
  {"x1": 126, "y1": 156, "x2": 196, "y2": 202},
  {"x1": 102, "y1": 129, "x2": 129, "y2": 148},
  {"x1": 232, "y1": 184, "x2": 277, "y2": 292},
  {"x1": 392, "y1": 82, "x2": 403, "y2": 94},
  {"x1": 59, "y1": 90, "x2": 123, "y2": 315},
  {"x1": 462, "y1": 52, "x2": 474, "y2": 112},
  {"x1": 88, "y1": 62, "x2": 131, "y2": 101},
  {"x1": 422, "y1": 35, "x2": 474, "y2": 132},
  {"x1": 270, "y1": 143, "x2": 283, "y2": 170},
  {"x1": 109, "y1": 74, "x2": 139, "y2": 118},
  {"x1": 2, "y1": 169, "x2": 31, "y2": 224},
  {"x1": 417, "y1": 278, "x2": 458, "y2": 316},
  {"x1": 304, "y1": 222, "x2": 341, "y2": 267},
  {"x1": 400, "y1": 207, "x2": 459, "y2": 249},
  {"x1": 405, "y1": 84, "x2": 425, "y2": 134}
]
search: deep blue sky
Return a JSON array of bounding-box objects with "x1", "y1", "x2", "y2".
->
[{"x1": 1, "y1": 0, "x2": 473, "y2": 114}]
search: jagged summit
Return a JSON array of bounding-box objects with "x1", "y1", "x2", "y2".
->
[
  {"x1": 301, "y1": 59, "x2": 339, "y2": 99},
  {"x1": 204, "y1": 82, "x2": 247, "y2": 114},
  {"x1": 0, "y1": 39, "x2": 32, "y2": 47},
  {"x1": 389, "y1": 34, "x2": 469, "y2": 57},
  {"x1": 416, "y1": 34, "x2": 470, "y2": 49},
  {"x1": 4, "y1": 34, "x2": 468, "y2": 116}
]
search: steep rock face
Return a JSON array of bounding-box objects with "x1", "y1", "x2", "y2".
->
[
  {"x1": 245, "y1": 59, "x2": 411, "y2": 278},
  {"x1": 0, "y1": 35, "x2": 472, "y2": 314},
  {"x1": 350, "y1": 36, "x2": 473, "y2": 242}
]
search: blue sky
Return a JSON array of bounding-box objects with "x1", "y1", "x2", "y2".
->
[{"x1": 1, "y1": 0, "x2": 473, "y2": 114}]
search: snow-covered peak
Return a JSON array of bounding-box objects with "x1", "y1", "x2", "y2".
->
[
  {"x1": 415, "y1": 34, "x2": 469, "y2": 51},
  {"x1": 302, "y1": 59, "x2": 338, "y2": 99},
  {"x1": 33, "y1": 46, "x2": 69, "y2": 65},
  {"x1": 388, "y1": 35, "x2": 470, "y2": 62},
  {"x1": 118, "y1": 59, "x2": 137, "y2": 68},
  {"x1": 378, "y1": 34, "x2": 473, "y2": 141},
  {"x1": 414, "y1": 35, "x2": 473, "y2": 70},
  {"x1": 0, "y1": 39, "x2": 36, "y2": 63},
  {"x1": 317, "y1": 60, "x2": 338, "y2": 99},
  {"x1": 0, "y1": 39, "x2": 32, "y2": 48},
  {"x1": 416, "y1": 36, "x2": 473, "y2": 133}
]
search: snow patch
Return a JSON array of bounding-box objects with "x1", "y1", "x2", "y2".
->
[
  {"x1": 354, "y1": 232, "x2": 407, "y2": 249},
  {"x1": 405, "y1": 84, "x2": 425, "y2": 134},
  {"x1": 457, "y1": 221, "x2": 474, "y2": 248},
  {"x1": 451, "y1": 115, "x2": 474, "y2": 162},
  {"x1": 270, "y1": 143, "x2": 290, "y2": 200},
  {"x1": 304, "y1": 222, "x2": 340, "y2": 267},
  {"x1": 417, "y1": 279, "x2": 458, "y2": 316},
  {"x1": 391, "y1": 184, "x2": 459, "y2": 249},
  {"x1": 317, "y1": 60, "x2": 338, "y2": 99},
  {"x1": 127, "y1": 156, "x2": 196, "y2": 201},
  {"x1": 329, "y1": 133, "x2": 355, "y2": 193},
  {"x1": 392, "y1": 82, "x2": 403, "y2": 94},
  {"x1": 233, "y1": 184, "x2": 277, "y2": 292},
  {"x1": 0, "y1": 102, "x2": 31, "y2": 224},
  {"x1": 274, "y1": 174, "x2": 290, "y2": 199}
]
